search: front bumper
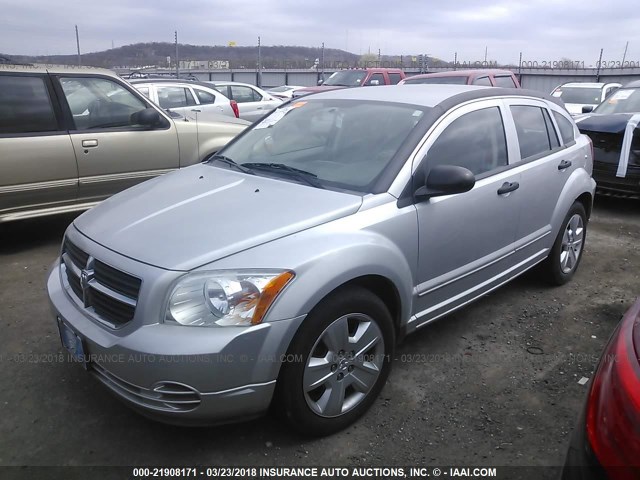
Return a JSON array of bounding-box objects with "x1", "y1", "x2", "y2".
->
[
  {"x1": 593, "y1": 162, "x2": 640, "y2": 196},
  {"x1": 48, "y1": 263, "x2": 305, "y2": 426}
]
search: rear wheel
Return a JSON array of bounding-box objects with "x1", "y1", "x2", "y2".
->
[
  {"x1": 540, "y1": 201, "x2": 587, "y2": 285},
  {"x1": 276, "y1": 286, "x2": 394, "y2": 436}
]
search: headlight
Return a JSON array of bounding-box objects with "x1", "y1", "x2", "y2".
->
[{"x1": 165, "y1": 270, "x2": 294, "y2": 327}]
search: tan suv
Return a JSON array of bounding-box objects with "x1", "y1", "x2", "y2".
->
[{"x1": 0, "y1": 65, "x2": 248, "y2": 223}]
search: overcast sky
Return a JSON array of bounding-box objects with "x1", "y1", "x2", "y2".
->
[{"x1": 2, "y1": 0, "x2": 639, "y2": 65}]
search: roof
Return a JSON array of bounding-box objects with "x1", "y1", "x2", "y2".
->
[
  {"x1": 558, "y1": 82, "x2": 620, "y2": 88},
  {"x1": 305, "y1": 84, "x2": 559, "y2": 109},
  {"x1": 0, "y1": 63, "x2": 115, "y2": 75}
]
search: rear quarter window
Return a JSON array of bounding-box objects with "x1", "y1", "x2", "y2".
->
[
  {"x1": 494, "y1": 75, "x2": 517, "y2": 88},
  {"x1": 552, "y1": 110, "x2": 576, "y2": 145}
]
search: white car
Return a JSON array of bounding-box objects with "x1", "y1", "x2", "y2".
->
[
  {"x1": 206, "y1": 81, "x2": 282, "y2": 122},
  {"x1": 267, "y1": 85, "x2": 307, "y2": 100},
  {"x1": 551, "y1": 82, "x2": 622, "y2": 116},
  {"x1": 130, "y1": 80, "x2": 240, "y2": 121}
]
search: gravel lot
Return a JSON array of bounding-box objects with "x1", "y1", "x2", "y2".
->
[{"x1": 0, "y1": 196, "x2": 638, "y2": 474}]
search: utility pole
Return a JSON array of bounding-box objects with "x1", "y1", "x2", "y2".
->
[
  {"x1": 321, "y1": 42, "x2": 325, "y2": 80},
  {"x1": 596, "y1": 48, "x2": 604, "y2": 81},
  {"x1": 484, "y1": 46, "x2": 488, "y2": 63},
  {"x1": 257, "y1": 36, "x2": 262, "y2": 87},
  {"x1": 75, "y1": 25, "x2": 81, "y2": 66},
  {"x1": 622, "y1": 41, "x2": 629, "y2": 66},
  {"x1": 378, "y1": 48, "x2": 381, "y2": 66},
  {"x1": 454, "y1": 52, "x2": 457, "y2": 70},
  {"x1": 518, "y1": 52, "x2": 523, "y2": 84},
  {"x1": 175, "y1": 31, "x2": 179, "y2": 78}
]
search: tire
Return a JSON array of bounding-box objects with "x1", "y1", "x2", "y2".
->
[
  {"x1": 276, "y1": 286, "x2": 395, "y2": 436},
  {"x1": 540, "y1": 201, "x2": 587, "y2": 286}
]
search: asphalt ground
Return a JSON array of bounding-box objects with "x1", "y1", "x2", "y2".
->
[{"x1": 0, "y1": 195, "x2": 638, "y2": 476}]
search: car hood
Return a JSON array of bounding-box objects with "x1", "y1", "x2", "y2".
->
[
  {"x1": 74, "y1": 164, "x2": 362, "y2": 271},
  {"x1": 575, "y1": 113, "x2": 635, "y2": 134},
  {"x1": 296, "y1": 85, "x2": 346, "y2": 94}
]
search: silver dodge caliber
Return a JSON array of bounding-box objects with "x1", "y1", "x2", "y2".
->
[{"x1": 48, "y1": 85, "x2": 596, "y2": 436}]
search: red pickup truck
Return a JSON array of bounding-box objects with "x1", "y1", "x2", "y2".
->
[{"x1": 292, "y1": 68, "x2": 406, "y2": 97}]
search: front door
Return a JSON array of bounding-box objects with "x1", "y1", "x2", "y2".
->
[
  {"x1": 411, "y1": 100, "x2": 521, "y2": 329},
  {"x1": 56, "y1": 75, "x2": 180, "y2": 203}
]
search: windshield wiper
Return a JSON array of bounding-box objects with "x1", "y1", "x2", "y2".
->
[
  {"x1": 242, "y1": 162, "x2": 324, "y2": 189},
  {"x1": 208, "y1": 154, "x2": 254, "y2": 174}
]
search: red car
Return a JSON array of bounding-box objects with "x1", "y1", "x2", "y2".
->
[
  {"x1": 562, "y1": 297, "x2": 640, "y2": 479},
  {"x1": 400, "y1": 69, "x2": 521, "y2": 88},
  {"x1": 292, "y1": 68, "x2": 406, "y2": 97}
]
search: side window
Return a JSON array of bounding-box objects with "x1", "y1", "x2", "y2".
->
[
  {"x1": 552, "y1": 110, "x2": 576, "y2": 145},
  {"x1": 156, "y1": 86, "x2": 197, "y2": 109},
  {"x1": 194, "y1": 88, "x2": 216, "y2": 104},
  {"x1": 473, "y1": 76, "x2": 492, "y2": 86},
  {"x1": 60, "y1": 77, "x2": 148, "y2": 130},
  {"x1": 0, "y1": 75, "x2": 58, "y2": 134},
  {"x1": 231, "y1": 86, "x2": 258, "y2": 103},
  {"x1": 388, "y1": 73, "x2": 402, "y2": 85},
  {"x1": 494, "y1": 75, "x2": 517, "y2": 88},
  {"x1": 136, "y1": 86, "x2": 150, "y2": 98},
  {"x1": 365, "y1": 73, "x2": 385, "y2": 86},
  {"x1": 510, "y1": 105, "x2": 553, "y2": 159},
  {"x1": 427, "y1": 107, "x2": 508, "y2": 176}
]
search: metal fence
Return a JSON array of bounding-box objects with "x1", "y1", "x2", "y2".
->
[{"x1": 116, "y1": 67, "x2": 640, "y2": 93}]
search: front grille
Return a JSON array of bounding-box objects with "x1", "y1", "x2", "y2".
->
[
  {"x1": 91, "y1": 363, "x2": 201, "y2": 412},
  {"x1": 61, "y1": 239, "x2": 141, "y2": 327}
]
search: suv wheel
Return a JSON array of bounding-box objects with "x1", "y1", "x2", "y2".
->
[
  {"x1": 541, "y1": 201, "x2": 587, "y2": 285},
  {"x1": 276, "y1": 286, "x2": 394, "y2": 436}
]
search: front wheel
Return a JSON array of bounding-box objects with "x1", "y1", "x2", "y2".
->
[
  {"x1": 276, "y1": 286, "x2": 394, "y2": 436},
  {"x1": 540, "y1": 201, "x2": 587, "y2": 285}
]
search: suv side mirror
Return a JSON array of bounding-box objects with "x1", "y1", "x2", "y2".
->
[
  {"x1": 317, "y1": 79, "x2": 324, "y2": 86},
  {"x1": 582, "y1": 105, "x2": 594, "y2": 113},
  {"x1": 368, "y1": 79, "x2": 381, "y2": 86},
  {"x1": 415, "y1": 165, "x2": 475, "y2": 199},
  {"x1": 131, "y1": 107, "x2": 161, "y2": 127}
]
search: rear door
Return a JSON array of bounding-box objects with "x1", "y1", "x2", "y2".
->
[
  {"x1": 503, "y1": 99, "x2": 577, "y2": 266},
  {"x1": 411, "y1": 99, "x2": 522, "y2": 328},
  {"x1": 0, "y1": 72, "x2": 78, "y2": 221},
  {"x1": 55, "y1": 74, "x2": 180, "y2": 203}
]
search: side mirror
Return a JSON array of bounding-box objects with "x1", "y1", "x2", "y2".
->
[
  {"x1": 131, "y1": 107, "x2": 161, "y2": 127},
  {"x1": 368, "y1": 79, "x2": 381, "y2": 86},
  {"x1": 415, "y1": 165, "x2": 475, "y2": 199},
  {"x1": 317, "y1": 79, "x2": 324, "y2": 86},
  {"x1": 582, "y1": 105, "x2": 594, "y2": 113}
]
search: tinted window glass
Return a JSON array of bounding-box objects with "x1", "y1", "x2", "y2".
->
[
  {"x1": 156, "y1": 86, "x2": 197, "y2": 108},
  {"x1": 0, "y1": 75, "x2": 58, "y2": 134},
  {"x1": 554, "y1": 87, "x2": 602, "y2": 104},
  {"x1": 473, "y1": 76, "x2": 492, "y2": 86},
  {"x1": 195, "y1": 88, "x2": 216, "y2": 104},
  {"x1": 388, "y1": 73, "x2": 402, "y2": 85},
  {"x1": 404, "y1": 76, "x2": 468, "y2": 85},
  {"x1": 552, "y1": 110, "x2": 575, "y2": 144},
  {"x1": 494, "y1": 75, "x2": 516, "y2": 88},
  {"x1": 61, "y1": 77, "x2": 147, "y2": 130},
  {"x1": 427, "y1": 107, "x2": 508, "y2": 176},
  {"x1": 365, "y1": 73, "x2": 384, "y2": 86},
  {"x1": 510, "y1": 106, "x2": 552, "y2": 159},
  {"x1": 543, "y1": 109, "x2": 560, "y2": 148}
]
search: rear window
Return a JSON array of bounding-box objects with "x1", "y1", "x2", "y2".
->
[
  {"x1": 388, "y1": 73, "x2": 403, "y2": 85},
  {"x1": 0, "y1": 75, "x2": 58, "y2": 134},
  {"x1": 553, "y1": 87, "x2": 602, "y2": 105},
  {"x1": 472, "y1": 76, "x2": 492, "y2": 86},
  {"x1": 494, "y1": 75, "x2": 517, "y2": 88},
  {"x1": 510, "y1": 105, "x2": 555, "y2": 159},
  {"x1": 404, "y1": 76, "x2": 468, "y2": 85}
]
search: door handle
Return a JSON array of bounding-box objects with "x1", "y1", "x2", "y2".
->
[
  {"x1": 81, "y1": 139, "x2": 98, "y2": 148},
  {"x1": 558, "y1": 159, "x2": 572, "y2": 170},
  {"x1": 497, "y1": 181, "x2": 520, "y2": 195},
  {"x1": 256, "y1": 107, "x2": 263, "y2": 110}
]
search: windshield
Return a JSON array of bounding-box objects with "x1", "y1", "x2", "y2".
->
[
  {"x1": 212, "y1": 99, "x2": 427, "y2": 193},
  {"x1": 404, "y1": 76, "x2": 468, "y2": 85},
  {"x1": 593, "y1": 88, "x2": 640, "y2": 115},
  {"x1": 554, "y1": 87, "x2": 602, "y2": 105},
  {"x1": 323, "y1": 71, "x2": 367, "y2": 87}
]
